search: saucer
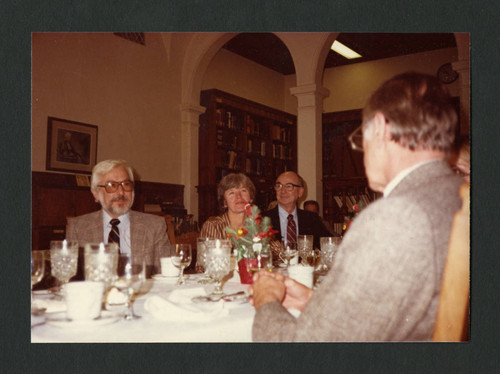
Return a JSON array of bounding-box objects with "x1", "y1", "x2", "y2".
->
[
  {"x1": 45, "y1": 311, "x2": 121, "y2": 328},
  {"x1": 152, "y1": 274, "x2": 180, "y2": 283}
]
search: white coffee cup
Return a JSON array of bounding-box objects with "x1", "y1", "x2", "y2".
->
[
  {"x1": 160, "y1": 257, "x2": 179, "y2": 276},
  {"x1": 287, "y1": 265, "x2": 314, "y2": 288},
  {"x1": 63, "y1": 281, "x2": 104, "y2": 320}
]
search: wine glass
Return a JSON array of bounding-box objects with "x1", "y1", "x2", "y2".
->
[
  {"x1": 84, "y1": 242, "x2": 119, "y2": 290},
  {"x1": 279, "y1": 242, "x2": 298, "y2": 269},
  {"x1": 114, "y1": 252, "x2": 145, "y2": 320},
  {"x1": 50, "y1": 240, "x2": 79, "y2": 296},
  {"x1": 171, "y1": 244, "x2": 192, "y2": 285},
  {"x1": 31, "y1": 251, "x2": 45, "y2": 314},
  {"x1": 246, "y1": 245, "x2": 273, "y2": 276},
  {"x1": 205, "y1": 239, "x2": 231, "y2": 296},
  {"x1": 297, "y1": 235, "x2": 315, "y2": 265},
  {"x1": 318, "y1": 237, "x2": 341, "y2": 273}
]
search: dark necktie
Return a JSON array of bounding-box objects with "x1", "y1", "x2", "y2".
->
[
  {"x1": 108, "y1": 218, "x2": 120, "y2": 251},
  {"x1": 287, "y1": 214, "x2": 297, "y2": 245}
]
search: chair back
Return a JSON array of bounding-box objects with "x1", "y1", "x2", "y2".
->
[{"x1": 433, "y1": 183, "x2": 470, "y2": 341}]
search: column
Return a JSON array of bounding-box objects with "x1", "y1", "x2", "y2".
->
[
  {"x1": 289, "y1": 83, "x2": 329, "y2": 209},
  {"x1": 180, "y1": 103, "x2": 206, "y2": 221}
]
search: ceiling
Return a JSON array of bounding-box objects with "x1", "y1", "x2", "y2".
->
[{"x1": 223, "y1": 33, "x2": 457, "y2": 75}]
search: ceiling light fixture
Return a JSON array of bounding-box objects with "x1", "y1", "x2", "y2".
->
[{"x1": 331, "y1": 40, "x2": 362, "y2": 59}]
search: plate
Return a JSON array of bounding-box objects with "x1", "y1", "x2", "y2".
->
[
  {"x1": 33, "y1": 288, "x2": 54, "y2": 296},
  {"x1": 45, "y1": 311, "x2": 121, "y2": 328}
]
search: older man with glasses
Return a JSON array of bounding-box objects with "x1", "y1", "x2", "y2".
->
[
  {"x1": 263, "y1": 171, "x2": 333, "y2": 254},
  {"x1": 250, "y1": 72, "x2": 464, "y2": 342},
  {"x1": 66, "y1": 159, "x2": 173, "y2": 277}
]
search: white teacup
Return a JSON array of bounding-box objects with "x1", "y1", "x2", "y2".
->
[
  {"x1": 160, "y1": 257, "x2": 180, "y2": 276},
  {"x1": 287, "y1": 265, "x2": 314, "y2": 288},
  {"x1": 64, "y1": 281, "x2": 104, "y2": 320}
]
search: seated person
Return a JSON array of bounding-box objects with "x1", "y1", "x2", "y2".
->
[
  {"x1": 249, "y1": 72, "x2": 463, "y2": 341},
  {"x1": 200, "y1": 173, "x2": 256, "y2": 239},
  {"x1": 303, "y1": 199, "x2": 333, "y2": 233},
  {"x1": 448, "y1": 135, "x2": 470, "y2": 184},
  {"x1": 263, "y1": 171, "x2": 333, "y2": 254},
  {"x1": 66, "y1": 159, "x2": 173, "y2": 277}
]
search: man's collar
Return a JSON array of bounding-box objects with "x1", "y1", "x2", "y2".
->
[
  {"x1": 102, "y1": 209, "x2": 130, "y2": 224},
  {"x1": 383, "y1": 159, "x2": 441, "y2": 197},
  {"x1": 278, "y1": 204, "x2": 296, "y2": 217}
]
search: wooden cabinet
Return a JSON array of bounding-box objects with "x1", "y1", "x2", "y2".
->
[
  {"x1": 322, "y1": 110, "x2": 379, "y2": 235},
  {"x1": 32, "y1": 171, "x2": 187, "y2": 251},
  {"x1": 198, "y1": 89, "x2": 297, "y2": 224}
]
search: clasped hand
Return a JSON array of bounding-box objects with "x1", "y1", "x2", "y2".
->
[{"x1": 247, "y1": 270, "x2": 313, "y2": 311}]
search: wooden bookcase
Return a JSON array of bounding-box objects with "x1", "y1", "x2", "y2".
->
[
  {"x1": 322, "y1": 110, "x2": 379, "y2": 235},
  {"x1": 198, "y1": 89, "x2": 297, "y2": 225}
]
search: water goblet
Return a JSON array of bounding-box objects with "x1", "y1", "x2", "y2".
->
[
  {"x1": 31, "y1": 251, "x2": 45, "y2": 314},
  {"x1": 113, "y1": 252, "x2": 145, "y2": 320},
  {"x1": 297, "y1": 235, "x2": 314, "y2": 265},
  {"x1": 171, "y1": 244, "x2": 192, "y2": 285},
  {"x1": 84, "y1": 242, "x2": 119, "y2": 290},
  {"x1": 205, "y1": 239, "x2": 231, "y2": 296},
  {"x1": 196, "y1": 237, "x2": 214, "y2": 284},
  {"x1": 279, "y1": 242, "x2": 298, "y2": 269},
  {"x1": 318, "y1": 237, "x2": 341, "y2": 272},
  {"x1": 50, "y1": 240, "x2": 79, "y2": 295}
]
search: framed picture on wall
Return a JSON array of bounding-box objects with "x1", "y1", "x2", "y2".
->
[{"x1": 46, "y1": 117, "x2": 98, "y2": 174}]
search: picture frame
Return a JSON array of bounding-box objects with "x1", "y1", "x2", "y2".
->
[{"x1": 46, "y1": 117, "x2": 98, "y2": 174}]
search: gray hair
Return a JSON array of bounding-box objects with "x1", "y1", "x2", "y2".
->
[
  {"x1": 362, "y1": 72, "x2": 457, "y2": 152},
  {"x1": 91, "y1": 159, "x2": 134, "y2": 193}
]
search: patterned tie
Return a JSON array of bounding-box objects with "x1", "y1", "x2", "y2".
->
[
  {"x1": 287, "y1": 214, "x2": 297, "y2": 246},
  {"x1": 108, "y1": 218, "x2": 120, "y2": 251}
]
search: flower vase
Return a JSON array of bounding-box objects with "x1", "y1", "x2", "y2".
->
[{"x1": 237, "y1": 258, "x2": 258, "y2": 284}]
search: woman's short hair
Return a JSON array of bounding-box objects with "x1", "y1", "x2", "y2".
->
[
  {"x1": 217, "y1": 173, "x2": 256, "y2": 213},
  {"x1": 362, "y1": 72, "x2": 458, "y2": 152},
  {"x1": 91, "y1": 159, "x2": 134, "y2": 193}
]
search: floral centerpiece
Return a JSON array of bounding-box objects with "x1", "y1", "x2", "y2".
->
[{"x1": 225, "y1": 203, "x2": 277, "y2": 283}]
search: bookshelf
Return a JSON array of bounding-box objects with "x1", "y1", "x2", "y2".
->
[
  {"x1": 322, "y1": 110, "x2": 380, "y2": 235},
  {"x1": 198, "y1": 89, "x2": 297, "y2": 225}
]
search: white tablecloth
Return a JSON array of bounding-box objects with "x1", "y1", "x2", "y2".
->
[{"x1": 31, "y1": 273, "x2": 255, "y2": 343}]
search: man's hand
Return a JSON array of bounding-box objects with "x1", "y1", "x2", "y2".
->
[
  {"x1": 248, "y1": 270, "x2": 314, "y2": 311},
  {"x1": 248, "y1": 271, "x2": 286, "y2": 309}
]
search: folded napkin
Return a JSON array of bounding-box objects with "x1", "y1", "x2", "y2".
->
[
  {"x1": 33, "y1": 298, "x2": 66, "y2": 314},
  {"x1": 144, "y1": 287, "x2": 229, "y2": 322}
]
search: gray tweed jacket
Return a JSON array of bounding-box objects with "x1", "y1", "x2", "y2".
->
[
  {"x1": 252, "y1": 160, "x2": 463, "y2": 341},
  {"x1": 66, "y1": 210, "x2": 173, "y2": 275}
]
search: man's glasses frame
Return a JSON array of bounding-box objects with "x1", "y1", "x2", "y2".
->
[
  {"x1": 98, "y1": 180, "x2": 134, "y2": 193},
  {"x1": 274, "y1": 182, "x2": 302, "y2": 191},
  {"x1": 348, "y1": 125, "x2": 364, "y2": 152}
]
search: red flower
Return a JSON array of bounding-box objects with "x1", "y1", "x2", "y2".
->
[{"x1": 244, "y1": 203, "x2": 253, "y2": 215}]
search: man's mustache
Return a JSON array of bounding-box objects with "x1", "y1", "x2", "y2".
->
[{"x1": 111, "y1": 195, "x2": 129, "y2": 203}]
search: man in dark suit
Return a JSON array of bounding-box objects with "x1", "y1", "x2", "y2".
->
[
  {"x1": 264, "y1": 171, "x2": 332, "y2": 251},
  {"x1": 66, "y1": 159, "x2": 173, "y2": 277}
]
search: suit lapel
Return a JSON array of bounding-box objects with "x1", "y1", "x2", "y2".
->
[
  {"x1": 84, "y1": 211, "x2": 104, "y2": 243},
  {"x1": 130, "y1": 211, "x2": 145, "y2": 251}
]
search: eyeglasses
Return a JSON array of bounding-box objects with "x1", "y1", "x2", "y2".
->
[
  {"x1": 274, "y1": 182, "x2": 302, "y2": 191},
  {"x1": 98, "y1": 180, "x2": 134, "y2": 193},
  {"x1": 348, "y1": 126, "x2": 364, "y2": 152}
]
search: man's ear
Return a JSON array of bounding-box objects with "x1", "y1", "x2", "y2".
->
[
  {"x1": 297, "y1": 187, "x2": 304, "y2": 199},
  {"x1": 372, "y1": 112, "x2": 390, "y2": 141},
  {"x1": 92, "y1": 190, "x2": 100, "y2": 203}
]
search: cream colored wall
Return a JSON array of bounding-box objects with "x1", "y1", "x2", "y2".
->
[
  {"x1": 32, "y1": 33, "x2": 184, "y2": 184},
  {"x1": 201, "y1": 48, "x2": 289, "y2": 111},
  {"x1": 322, "y1": 47, "x2": 459, "y2": 112}
]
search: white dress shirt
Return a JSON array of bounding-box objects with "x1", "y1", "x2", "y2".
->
[{"x1": 102, "y1": 210, "x2": 131, "y2": 254}]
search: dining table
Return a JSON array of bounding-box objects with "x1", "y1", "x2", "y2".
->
[{"x1": 31, "y1": 272, "x2": 256, "y2": 343}]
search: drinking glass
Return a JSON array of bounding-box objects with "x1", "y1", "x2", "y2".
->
[
  {"x1": 196, "y1": 237, "x2": 213, "y2": 284},
  {"x1": 31, "y1": 251, "x2": 45, "y2": 314},
  {"x1": 318, "y1": 237, "x2": 341, "y2": 272},
  {"x1": 50, "y1": 240, "x2": 79, "y2": 293},
  {"x1": 171, "y1": 244, "x2": 192, "y2": 285},
  {"x1": 279, "y1": 242, "x2": 298, "y2": 269},
  {"x1": 84, "y1": 242, "x2": 119, "y2": 290},
  {"x1": 114, "y1": 252, "x2": 145, "y2": 320},
  {"x1": 297, "y1": 235, "x2": 315, "y2": 265},
  {"x1": 246, "y1": 245, "x2": 273, "y2": 276},
  {"x1": 205, "y1": 239, "x2": 231, "y2": 296}
]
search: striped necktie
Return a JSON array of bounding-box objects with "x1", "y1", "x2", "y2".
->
[
  {"x1": 108, "y1": 218, "x2": 120, "y2": 251},
  {"x1": 287, "y1": 214, "x2": 297, "y2": 245}
]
